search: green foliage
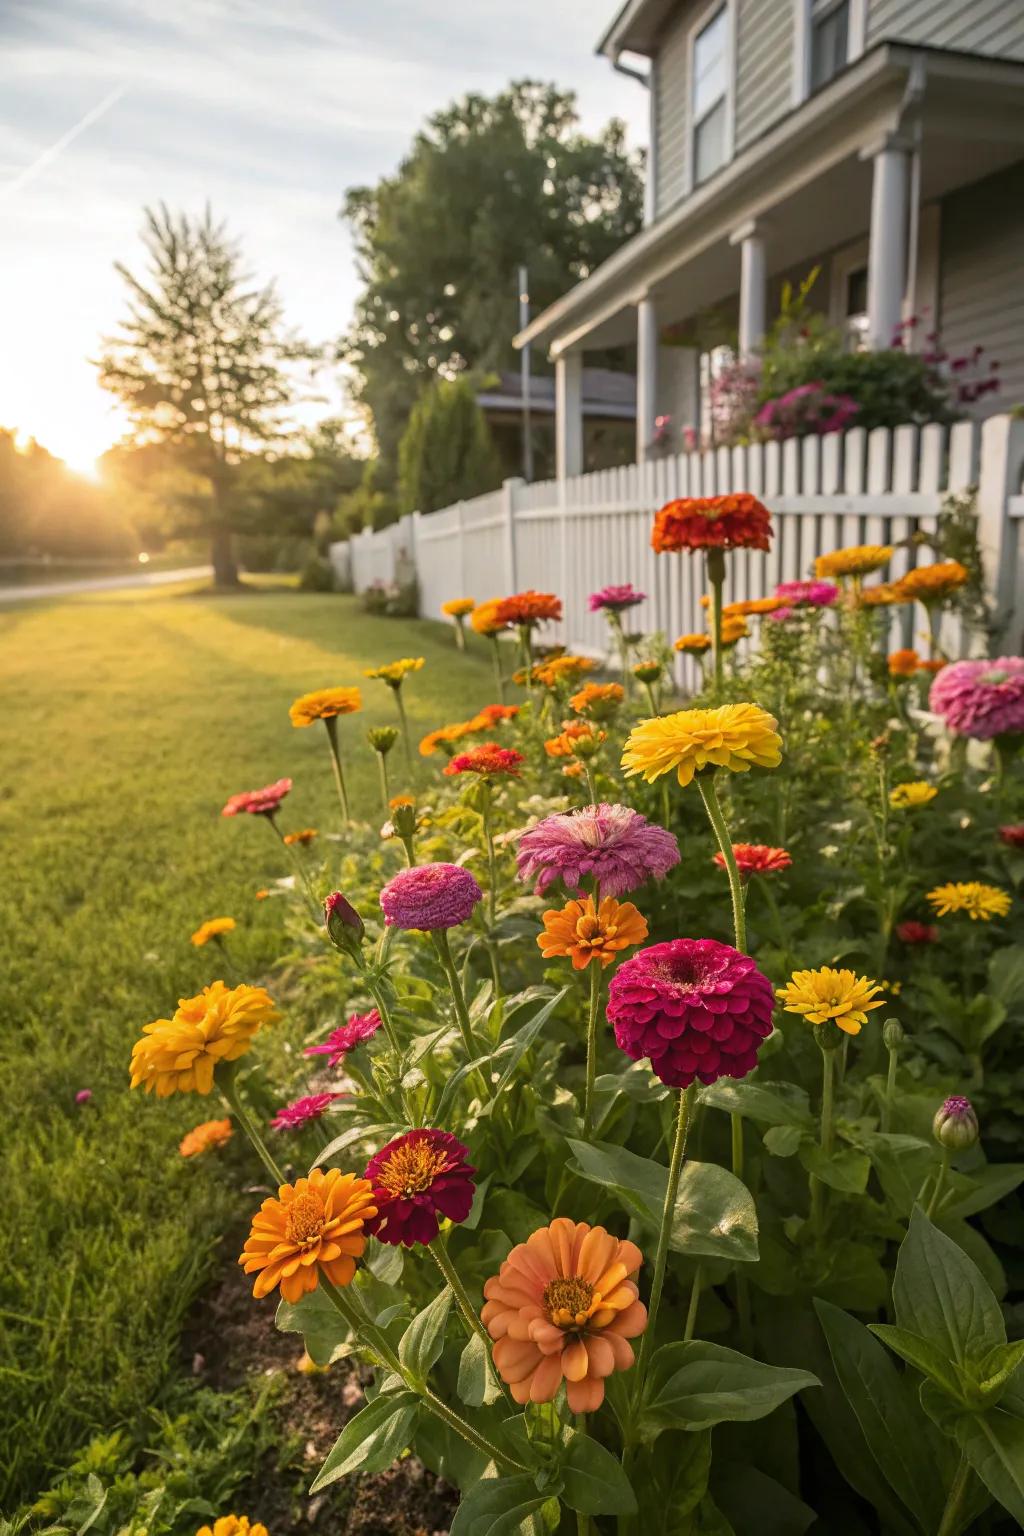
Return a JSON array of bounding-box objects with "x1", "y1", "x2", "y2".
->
[{"x1": 397, "y1": 377, "x2": 501, "y2": 514}]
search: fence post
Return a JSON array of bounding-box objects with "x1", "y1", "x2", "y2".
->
[
  {"x1": 976, "y1": 413, "x2": 1024, "y2": 646},
  {"x1": 502, "y1": 477, "x2": 523, "y2": 594}
]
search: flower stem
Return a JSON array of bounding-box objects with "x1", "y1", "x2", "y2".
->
[
  {"x1": 937, "y1": 1454, "x2": 971, "y2": 1536},
  {"x1": 684, "y1": 1266, "x2": 702, "y2": 1341},
  {"x1": 429, "y1": 1240, "x2": 515, "y2": 1409},
  {"x1": 488, "y1": 636, "x2": 505, "y2": 702},
  {"x1": 393, "y1": 687, "x2": 413, "y2": 773},
  {"x1": 323, "y1": 715, "x2": 351, "y2": 822},
  {"x1": 707, "y1": 548, "x2": 726, "y2": 698},
  {"x1": 582, "y1": 961, "x2": 603, "y2": 1139},
  {"x1": 583, "y1": 762, "x2": 598, "y2": 803},
  {"x1": 697, "y1": 774, "x2": 746, "y2": 953},
  {"x1": 269, "y1": 817, "x2": 320, "y2": 919},
  {"x1": 883, "y1": 1044, "x2": 898, "y2": 1133},
  {"x1": 631, "y1": 1083, "x2": 696, "y2": 1413},
  {"x1": 376, "y1": 752, "x2": 390, "y2": 813},
  {"x1": 432, "y1": 928, "x2": 490, "y2": 1099},
  {"x1": 810, "y1": 1047, "x2": 835, "y2": 1235},
  {"x1": 218, "y1": 1073, "x2": 286, "y2": 1186},
  {"x1": 927, "y1": 1148, "x2": 951, "y2": 1220},
  {"x1": 643, "y1": 681, "x2": 659, "y2": 717},
  {"x1": 480, "y1": 785, "x2": 499, "y2": 931}
]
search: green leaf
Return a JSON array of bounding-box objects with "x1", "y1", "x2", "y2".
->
[
  {"x1": 399, "y1": 1287, "x2": 453, "y2": 1381},
  {"x1": 978, "y1": 1341, "x2": 1024, "y2": 1402},
  {"x1": 920, "y1": 1386, "x2": 1024, "y2": 1528},
  {"x1": 940, "y1": 1163, "x2": 1024, "y2": 1221},
  {"x1": 448, "y1": 1475, "x2": 553, "y2": 1536},
  {"x1": 318, "y1": 1120, "x2": 397, "y2": 1167},
  {"x1": 632, "y1": 1431, "x2": 711, "y2": 1531},
  {"x1": 816, "y1": 1300, "x2": 946, "y2": 1531},
  {"x1": 310, "y1": 1390, "x2": 420, "y2": 1491},
  {"x1": 762, "y1": 1125, "x2": 804, "y2": 1158},
  {"x1": 366, "y1": 1241, "x2": 404, "y2": 1285},
  {"x1": 869, "y1": 1324, "x2": 968, "y2": 1402},
  {"x1": 641, "y1": 1341, "x2": 818, "y2": 1437},
  {"x1": 457, "y1": 1333, "x2": 503, "y2": 1407},
  {"x1": 893, "y1": 1210, "x2": 1005, "y2": 1368},
  {"x1": 488, "y1": 987, "x2": 569, "y2": 1100},
  {"x1": 275, "y1": 1287, "x2": 356, "y2": 1367},
  {"x1": 861, "y1": 1134, "x2": 937, "y2": 1217},
  {"x1": 798, "y1": 1142, "x2": 870, "y2": 1193},
  {"x1": 988, "y1": 945, "x2": 1024, "y2": 1009},
  {"x1": 699, "y1": 1080, "x2": 813, "y2": 1128},
  {"x1": 711, "y1": 1464, "x2": 816, "y2": 1536},
  {"x1": 559, "y1": 1429, "x2": 636, "y2": 1514}
]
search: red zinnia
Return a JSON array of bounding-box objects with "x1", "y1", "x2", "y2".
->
[
  {"x1": 652, "y1": 494, "x2": 773, "y2": 554},
  {"x1": 221, "y1": 777, "x2": 293, "y2": 818},
  {"x1": 499, "y1": 591, "x2": 563, "y2": 627},
  {"x1": 364, "y1": 1128, "x2": 476, "y2": 1246},
  {"x1": 999, "y1": 825, "x2": 1024, "y2": 849},
  {"x1": 444, "y1": 744, "x2": 525, "y2": 777},
  {"x1": 896, "y1": 920, "x2": 939, "y2": 944},
  {"x1": 713, "y1": 843, "x2": 792, "y2": 877}
]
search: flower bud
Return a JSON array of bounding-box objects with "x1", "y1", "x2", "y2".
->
[
  {"x1": 388, "y1": 798, "x2": 419, "y2": 838},
  {"x1": 324, "y1": 891, "x2": 364, "y2": 955},
  {"x1": 933, "y1": 1094, "x2": 979, "y2": 1151},
  {"x1": 882, "y1": 1018, "x2": 904, "y2": 1051},
  {"x1": 367, "y1": 725, "x2": 399, "y2": 756},
  {"x1": 632, "y1": 660, "x2": 662, "y2": 684}
]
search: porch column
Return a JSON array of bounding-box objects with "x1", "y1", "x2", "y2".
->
[
  {"x1": 730, "y1": 221, "x2": 767, "y2": 357},
  {"x1": 636, "y1": 296, "x2": 659, "y2": 463},
  {"x1": 555, "y1": 352, "x2": 583, "y2": 480},
  {"x1": 864, "y1": 137, "x2": 910, "y2": 350}
]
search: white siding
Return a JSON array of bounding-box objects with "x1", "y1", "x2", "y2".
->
[
  {"x1": 939, "y1": 162, "x2": 1024, "y2": 414},
  {"x1": 867, "y1": 0, "x2": 1024, "y2": 57},
  {"x1": 735, "y1": 0, "x2": 794, "y2": 152},
  {"x1": 654, "y1": 10, "x2": 691, "y2": 215}
]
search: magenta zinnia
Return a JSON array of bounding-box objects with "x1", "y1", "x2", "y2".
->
[
  {"x1": 516, "y1": 803, "x2": 679, "y2": 899},
  {"x1": 607, "y1": 938, "x2": 774, "y2": 1089},
  {"x1": 773, "y1": 580, "x2": 838, "y2": 608},
  {"x1": 929, "y1": 658, "x2": 1024, "y2": 740},
  {"x1": 304, "y1": 1010, "x2": 382, "y2": 1067},
  {"x1": 588, "y1": 584, "x2": 646, "y2": 614},
  {"x1": 271, "y1": 1092, "x2": 343, "y2": 1131},
  {"x1": 364, "y1": 1128, "x2": 476, "y2": 1246},
  {"x1": 379, "y1": 862, "x2": 482, "y2": 930}
]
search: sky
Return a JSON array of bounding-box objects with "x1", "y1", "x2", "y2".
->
[{"x1": 0, "y1": 0, "x2": 648, "y2": 474}]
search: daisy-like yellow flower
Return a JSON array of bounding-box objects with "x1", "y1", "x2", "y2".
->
[
  {"x1": 289, "y1": 686, "x2": 361, "y2": 727},
  {"x1": 927, "y1": 882, "x2": 1012, "y2": 921},
  {"x1": 190, "y1": 917, "x2": 236, "y2": 947},
  {"x1": 179, "y1": 1117, "x2": 234, "y2": 1158},
  {"x1": 239, "y1": 1167, "x2": 376, "y2": 1302},
  {"x1": 622, "y1": 703, "x2": 782, "y2": 788},
  {"x1": 364, "y1": 657, "x2": 424, "y2": 687},
  {"x1": 815, "y1": 545, "x2": 893, "y2": 580},
  {"x1": 441, "y1": 597, "x2": 476, "y2": 618},
  {"x1": 777, "y1": 967, "x2": 885, "y2": 1036},
  {"x1": 129, "y1": 982, "x2": 279, "y2": 1097},
  {"x1": 889, "y1": 782, "x2": 938, "y2": 810},
  {"x1": 196, "y1": 1516, "x2": 268, "y2": 1536},
  {"x1": 674, "y1": 633, "x2": 712, "y2": 654},
  {"x1": 538, "y1": 895, "x2": 648, "y2": 970}
]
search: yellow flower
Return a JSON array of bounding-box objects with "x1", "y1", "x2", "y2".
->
[
  {"x1": 674, "y1": 633, "x2": 712, "y2": 654},
  {"x1": 889, "y1": 782, "x2": 938, "y2": 809},
  {"x1": 470, "y1": 598, "x2": 509, "y2": 635},
  {"x1": 190, "y1": 917, "x2": 236, "y2": 947},
  {"x1": 179, "y1": 1117, "x2": 234, "y2": 1158},
  {"x1": 927, "y1": 882, "x2": 1011, "y2": 921},
  {"x1": 442, "y1": 597, "x2": 476, "y2": 618},
  {"x1": 777, "y1": 967, "x2": 885, "y2": 1036},
  {"x1": 894, "y1": 561, "x2": 969, "y2": 603},
  {"x1": 289, "y1": 687, "x2": 361, "y2": 727},
  {"x1": 364, "y1": 657, "x2": 424, "y2": 686},
  {"x1": 815, "y1": 545, "x2": 893, "y2": 579},
  {"x1": 622, "y1": 703, "x2": 783, "y2": 788},
  {"x1": 129, "y1": 982, "x2": 279, "y2": 1097},
  {"x1": 196, "y1": 1516, "x2": 268, "y2": 1536}
]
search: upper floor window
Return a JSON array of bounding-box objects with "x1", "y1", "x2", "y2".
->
[
  {"x1": 810, "y1": 0, "x2": 850, "y2": 91},
  {"x1": 692, "y1": 7, "x2": 729, "y2": 185}
]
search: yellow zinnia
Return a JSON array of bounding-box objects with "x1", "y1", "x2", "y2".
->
[
  {"x1": 816, "y1": 545, "x2": 893, "y2": 580},
  {"x1": 129, "y1": 981, "x2": 279, "y2": 1097},
  {"x1": 889, "y1": 782, "x2": 938, "y2": 810},
  {"x1": 288, "y1": 686, "x2": 361, "y2": 727},
  {"x1": 622, "y1": 703, "x2": 783, "y2": 788},
  {"x1": 442, "y1": 597, "x2": 476, "y2": 618},
  {"x1": 190, "y1": 917, "x2": 236, "y2": 947},
  {"x1": 777, "y1": 967, "x2": 884, "y2": 1035},
  {"x1": 674, "y1": 633, "x2": 712, "y2": 654},
  {"x1": 197, "y1": 1516, "x2": 268, "y2": 1536},
  {"x1": 927, "y1": 882, "x2": 1011, "y2": 922},
  {"x1": 364, "y1": 657, "x2": 424, "y2": 686},
  {"x1": 470, "y1": 598, "x2": 509, "y2": 635}
]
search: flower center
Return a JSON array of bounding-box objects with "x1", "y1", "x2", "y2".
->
[
  {"x1": 543, "y1": 1276, "x2": 596, "y2": 1328},
  {"x1": 575, "y1": 914, "x2": 607, "y2": 945},
  {"x1": 377, "y1": 1141, "x2": 450, "y2": 1198},
  {"x1": 285, "y1": 1190, "x2": 326, "y2": 1248}
]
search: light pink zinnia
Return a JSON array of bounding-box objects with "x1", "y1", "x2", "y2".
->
[
  {"x1": 929, "y1": 658, "x2": 1024, "y2": 740},
  {"x1": 304, "y1": 1010, "x2": 382, "y2": 1067},
  {"x1": 607, "y1": 938, "x2": 774, "y2": 1089},
  {"x1": 516, "y1": 803, "x2": 679, "y2": 899},
  {"x1": 380, "y1": 862, "x2": 482, "y2": 930},
  {"x1": 271, "y1": 1092, "x2": 343, "y2": 1130},
  {"x1": 588, "y1": 584, "x2": 646, "y2": 613},
  {"x1": 773, "y1": 580, "x2": 838, "y2": 608},
  {"x1": 221, "y1": 777, "x2": 293, "y2": 817}
]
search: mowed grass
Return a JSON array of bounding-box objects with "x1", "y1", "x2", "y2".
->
[{"x1": 0, "y1": 585, "x2": 492, "y2": 1508}]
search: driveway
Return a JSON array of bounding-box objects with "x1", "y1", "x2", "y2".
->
[{"x1": 0, "y1": 565, "x2": 213, "y2": 604}]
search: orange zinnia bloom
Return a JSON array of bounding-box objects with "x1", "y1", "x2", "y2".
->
[
  {"x1": 482, "y1": 1217, "x2": 647, "y2": 1413},
  {"x1": 239, "y1": 1168, "x2": 377, "y2": 1303},
  {"x1": 858, "y1": 582, "x2": 908, "y2": 608},
  {"x1": 283, "y1": 828, "x2": 318, "y2": 846},
  {"x1": 888, "y1": 648, "x2": 920, "y2": 678},
  {"x1": 179, "y1": 1117, "x2": 234, "y2": 1157},
  {"x1": 570, "y1": 682, "x2": 624, "y2": 718},
  {"x1": 500, "y1": 590, "x2": 563, "y2": 626},
  {"x1": 894, "y1": 561, "x2": 969, "y2": 603},
  {"x1": 471, "y1": 598, "x2": 511, "y2": 635},
  {"x1": 674, "y1": 633, "x2": 712, "y2": 654},
  {"x1": 719, "y1": 615, "x2": 749, "y2": 647},
  {"x1": 538, "y1": 895, "x2": 648, "y2": 969},
  {"x1": 544, "y1": 720, "x2": 604, "y2": 758}
]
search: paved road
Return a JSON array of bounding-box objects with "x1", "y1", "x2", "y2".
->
[{"x1": 0, "y1": 565, "x2": 213, "y2": 604}]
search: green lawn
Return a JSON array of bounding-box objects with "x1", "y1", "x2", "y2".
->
[{"x1": 0, "y1": 585, "x2": 492, "y2": 1509}]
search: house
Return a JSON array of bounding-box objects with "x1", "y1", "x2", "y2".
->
[
  {"x1": 475, "y1": 367, "x2": 636, "y2": 480},
  {"x1": 515, "y1": 0, "x2": 1024, "y2": 476}
]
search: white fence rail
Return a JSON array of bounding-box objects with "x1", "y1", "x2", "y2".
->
[{"x1": 331, "y1": 415, "x2": 1024, "y2": 685}]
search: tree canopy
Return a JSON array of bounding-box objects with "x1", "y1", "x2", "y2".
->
[{"x1": 397, "y1": 378, "x2": 500, "y2": 514}]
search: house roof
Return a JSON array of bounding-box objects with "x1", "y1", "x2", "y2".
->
[
  {"x1": 477, "y1": 368, "x2": 636, "y2": 419},
  {"x1": 597, "y1": 0, "x2": 677, "y2": 61}
]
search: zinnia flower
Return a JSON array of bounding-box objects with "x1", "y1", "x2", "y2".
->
[
  {"x1": 364, "y1": 657, "x2": 424, "y2": 687},
  {"x1": 674, "y1": 633, "x2": 712, "y2": 654},
  {"x1": 197, "y1": 1516, "x2": 268, "y2": 1536},
  {"x1": 255, "y1": 889, "x2": 270, "y2": 900},
  {"x1": 858, "y1": 583, "x2": 908, "y2": 608},
  {"x1": 75, "y1": 1088, "x2": 92, "y2": 1105},
  {"x1": 896, "y1": 920, "x2": 938, "y2": 944},
  {"x1": 926, "y1": 881, "x2": 1011, "y2": 921},
  {"x1": 721, "y1": 596, "x2": 783, "y2": 617},
  {"x1": 364, "y1": 1128, "x2": 476, "y2": 1246},
  {"x1": 221, "y1": 778, "x2": 292, "y2": 818},
  {"x1": 622, "y1": 703, "x2": 782, "y2": 788},
  {"x1": 888, "y1": 649, "x2": 921, "y2": 678},
  {"x1": 444, "y1": 744, "x2": 525, "y2": 777},
  {"x1": 289, "y1": 687, "x2": 361, "y2": 727},
  {"x1": 442, "y1": 598, "x2": 476, "y2": 618},
  {"x1": 588, "y1": 584, "x2": 646, "y2": 613},
  {"x1": 482, "y1": 1217, "x2": 647, "y2": 1412},
  {"x1": 774, "y1": 580, "x2": 838, "y2": 608},
  {"x1": 652, "y1": 494, "x2": 772, "y2": 554},
  {"x1": 420, "y1": 720, "x2": 476, "y2": 756},
  {"x1": 719, "y1": 615, "x2": 749, "y2": 647},
  {"x1": 471, "y1": 598, "x2": 510, "y2": 635},
  {"x1": 815, "y1": 545, "x2": 892, "y2": 579},
  {"x1": 714, "y1": 843, "x2": 791, "y2": 876},
  {"x1": 890, "y1": 781, "x2": 938, "y2": 809},
  {"x1": 500, "y1": 590, "x2": 562, "y2": 627},
  {"x1": 545, "y1": 721, "x2": 604, "y2": 758},
  {"x1": 516, "y1": 803, "x2": 679, "y2": 898},
  {"x1": 570, "y1": 682, "x2": 624, "y2": 719},
  {"x1": 929, "y1": 658, "x2": 1024, "y2": 740},
  {"x1": 130, "y1": 982, "x2": 279, "y2": 1097},
  {"x1": 538, "y1": 895, "x2": 648, "y2": 970},
  {"x1": 271, "y1": 1093, "x2": 343, "y2": 1131},
  {"x1": 180, "y1": 1117, "x2": 234, "y2": 1157},
  {"x1": 933, "y1": 1095, "x2": 979, "y2": 1151},
  {"x1": 777, "y1": 967, "x2": 884, "y2": 1035},
  {"x1": 304, "y1": 1010, "x2": 382, "y2": 1067},
  {"x1": 283, "y1": 827, "x2": 318, "y2": 846},
  {"x1": 895, "y1": 561, "x2": 969, "y2": 603},
  {"x1": 239, "y1": 1168, "x2": 376, "y2": 1302},
  {"x1": 474, "y1": 703, "x2": 519, "y2": 726},
  {"x1": 534, "y1": 655, "x2": 595, "y2": 688},
  {"x1": 191, "y1": 916, "x2": 236, "y2": 946},
  {"x1": 999, "y1": 825, "x2": 1024, "y2": 849},
  {"x1": 380, "y1": 862, "x2": 482, "y2": 930}
]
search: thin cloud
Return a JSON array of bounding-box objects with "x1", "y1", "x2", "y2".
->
[{"x1": 0, "y1": 85, "x2": 126, "y2": 201}]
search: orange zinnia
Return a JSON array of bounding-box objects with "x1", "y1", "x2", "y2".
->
[
  {"x1": 674, "y1": 633, "x2": 712, "y2": 654},
  {"x1": 894, "y1": 561, "x2": 969, "y2": 603},
  {"x1": 888, "y1": 648, "x2": 920, "y2": 678},
  {"x1": 544, "y1": 720, "x2": 604, "y2": 758},
  {"x1": 482, "y1": 1217, "x2": 647, "y2": 1413},
  {"x1": 538, "y1": 895, "x2": 647, "y2": 969},
  {"x1": 239, "y1": 1168, "x2": 377, "y2": 1303},
  {"x1": 500, "y1": 590, "x2": 563, "y2": 627},
  {"x1": 570, "y1": 682, "x2": 624, "y2": 719},
  {"x1": 179, "y1": 1117, "x2": 234, "y2": 1157}
]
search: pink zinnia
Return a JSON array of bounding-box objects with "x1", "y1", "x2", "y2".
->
[
  {"x1": 999, "y1": 825, "x2": 1024, "y2": 849},
  {"x1": 222, "y1": 777, "x2": 293, "y2": 817},
  {"x1": 271, "y1": 1092, "x2": 343, "y2": 1130},
  {"x1": 773, "y1": 580, "x2": 838, "y2": 608},
  {"x1": 929, "y1": 658, "x2": 1024, "y2": 740},
  {"x1": 364, "y1": 1128, "x2": 476, "y2": 1246},
  {"x1": 588, "y1": 584, "x2": 646, "y2": 614},
  {"x1": 607, "y1": 938, "x2": 774, "y2": 1089},
  {"x1": 516, "y1": 803, "x2": 679, "y2": 899},
  {"x1": 896, "y1": 920, "x2": 939, "y2": 944},
  {"x1": 380, "y1": 862, "x2": 482, "y2": 930},
  {"x1": 304, "y1": 1010, "x2": 383, "y2": 1067},
  {"x1": 75, "y1": 1089, "x2": 93, "y2": 1105}
]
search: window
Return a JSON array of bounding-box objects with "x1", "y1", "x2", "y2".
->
[
  {"x1": 692, "y1": 7, "x2": 729, "y2": 186},
  {"x1": 810, "y1": 0, "x2": 849, "y2": 91}
]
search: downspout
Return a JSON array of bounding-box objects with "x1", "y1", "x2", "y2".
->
[{"x1": 611, "y1": 53, "x2": 655, "y2": 227}]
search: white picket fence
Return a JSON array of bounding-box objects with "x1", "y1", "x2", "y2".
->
[{"x1": 334, "y1": 414, "x2": 1024, "y2": 689}]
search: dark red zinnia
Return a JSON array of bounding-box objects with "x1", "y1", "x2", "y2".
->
[
  {"x1": 364, "y1": 1128, "x2": 476, "y2": 1246},
  {"x1": 444, "y1": 744, "x2": 525, "y2": 777},
  {"x1": 651, "y1": 494, "x2": 773, "y2": 555},
  {"x1": 999, "y1": 825, "x2": 1024, "y2": 849},
  {"x1": 896, "y1": 920, "x2": 939, "y2": 944}
]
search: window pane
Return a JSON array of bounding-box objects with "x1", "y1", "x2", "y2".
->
[
  {"x1": 693, "y1": 8, "x2": 727, "y2": 121},
  {"x1": 811, "y1": 0, "x2": 849, "y2": 91},
  {"x1": 694, "y1": 99, "x2": 726, "y2": 184}
]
